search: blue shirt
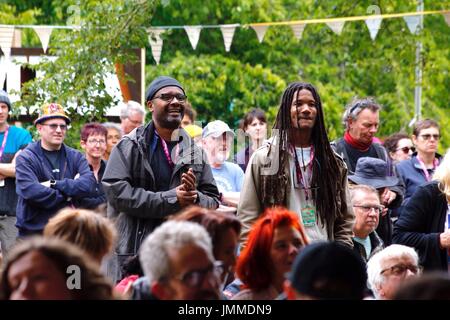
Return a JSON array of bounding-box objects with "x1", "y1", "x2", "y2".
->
[
  {"x1": 0, "y1": 126, "x2": 32, "y2": 162},
  {"x1": 211, "y1": 161, "x2": 244, "y2": 193}
]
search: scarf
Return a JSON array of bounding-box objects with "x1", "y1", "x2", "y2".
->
[{"x1": 344, "y1": 131, "x2": 371, "y2": 152}]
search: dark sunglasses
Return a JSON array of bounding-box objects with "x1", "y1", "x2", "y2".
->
[
  {"x1": 153, "y1": 93, "x2": 187, "y2": 103},
  {"x1": 396, "y1": 146, "x2": 415, "y2": 154},
  {"x1": 41, "y1": 124, "x2": 70, "y2": 131},
  {"x1": 419, "y1": 134, "x2": 440, "y2": 141}
]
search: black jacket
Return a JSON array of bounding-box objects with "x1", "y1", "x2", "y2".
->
[
  {"x1": 352, "y1": 231, "x2": 384, "y2": 263},
  {"x1": 393, "y1": 181, "x2": 448, "y2": 272},
  {"x1": 102, "y1": 122, "x2": 219, "y2": 280}
]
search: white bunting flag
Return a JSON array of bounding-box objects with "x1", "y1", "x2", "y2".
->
[
  {"x1": 220, "y1": 25, "x2": 237, "y2": 52},
  {"x1": 365, "y1": 16, "x2": 383, "y2": 40},
  {"x1": 147, "y1": 28, "x2": 165, "y2": 65},
  {"x1": 403, "y1": 15, "x2": 421, "y2": 34},
  {"x1": 326, "y1": 21, "x2": 345, "y2": 35},
  {"x1": 251, "y1": 25, "x2": 269, "y2": 43},
  {"x1": 33, "y1": 26, "x2": 53, "y2": 53},
  {"x1": 444, "y1": 13, "x2": 450, "y2": 26},
  {"x1": 184, "y1": 26, "x2": 202, "y2": 50},
  {"x1": 0, "y1": 26, "x2": 15, "y2": 60},
  {"x1": 291, "y1": 24, "x2": 306, "y2": 40},
  {"x1": 0, "y1": 60, "x2": 6, "y2": 89}
]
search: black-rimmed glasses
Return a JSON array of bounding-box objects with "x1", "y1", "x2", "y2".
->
[{"x1": 153, "y1": 93, "x2": 187, "y2": 103}]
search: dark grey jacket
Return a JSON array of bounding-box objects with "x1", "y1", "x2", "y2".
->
[{"x1": 102, "y1": 122, "x2": 219, "y2": 279}]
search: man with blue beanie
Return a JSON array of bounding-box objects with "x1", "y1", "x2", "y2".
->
[
  {"x1": 103, "y1": 76, "x2": 220, "y2": 282},
  {"x1": 0, "y1": 90, "x2": 32, "y2": 254}
]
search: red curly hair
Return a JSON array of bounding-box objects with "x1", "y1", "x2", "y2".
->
[{"x1": 236, "y1": 207, "x2": 309, "y2": 292}]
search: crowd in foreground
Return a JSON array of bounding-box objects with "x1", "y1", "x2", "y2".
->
[{"x1": 0, "y1": 75, "x2": 449, "y2": 300}]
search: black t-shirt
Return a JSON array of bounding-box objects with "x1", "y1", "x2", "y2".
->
[
  {"x1": 42, "y1": 148, "x2": 62, "y2": 179},
  {"x1": 343, "y1": 141, "x2": 379, "y2": 173},
  {"x1": 150, "y1": 139, "x2": 178, "y2": 192}
]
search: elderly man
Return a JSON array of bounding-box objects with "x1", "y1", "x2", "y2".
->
[
  {"x1": 15, "y1": 103, "x2": 96, "y2": 236},
  {"x1": 333, "y1": 98, "x2": 404, "y2": 245},
  {"x1": 0, "y1": 90, "x2": 32, "y2": 253},
  {"x1": 238, "y1": 82, "x2": 354, "y2": 247},
  {"x1": 103, "y1": 76, "x2": 219, "y2": 282},
  {"x1": 119, "y1": 100, "x2": 146, "y2": 135},
  {"x1": 367, "y1": 244, "x2": 421, "y2": 300},
  {"x1": 137, "y1": 220, "x2": 221, "y2": 300},
  {"x1": 350, "y1": 184, "x2": 384, "y2": 263},
  {"x1": 202, "y1": 120, "x2": 244, "y2": 208}
]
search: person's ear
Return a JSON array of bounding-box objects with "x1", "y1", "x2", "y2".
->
[
  {"x1": 147, "y1": 100, "x2": 154, "y2": 113},
  {"x1": 151, "y1": 281, "x2": 172, "y2": 300},
  {"x1": 411, "y1": 135, "x2": 418, "y2": 146},
  {"x1": 80, "y1": 140, "x2": 86, "y2": 150}
]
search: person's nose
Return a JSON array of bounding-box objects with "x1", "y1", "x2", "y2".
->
[
  {"x1": 405, "y1": 268, "x2": 416, "y2": 278},
  {"x1": 12, "y1": 280, "x2": 35, "y2": 300},
  {"x1": 288, "y1": 243, "x2": 299, "y2": 256}
]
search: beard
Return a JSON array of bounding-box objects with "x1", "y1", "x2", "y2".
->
[{"x1": 154, "y1": 104, "x2": 185, "y2": 130}]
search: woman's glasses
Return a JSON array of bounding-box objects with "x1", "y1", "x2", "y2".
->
[{"x1": 396, "y1": 146, "x2": 415, "y2": 154}]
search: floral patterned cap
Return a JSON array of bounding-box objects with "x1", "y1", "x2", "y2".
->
[{"x1": 34, "y1": 103, "x2": 71, "y2": 125}]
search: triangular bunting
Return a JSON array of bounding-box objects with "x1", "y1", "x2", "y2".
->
[
  {"x1": 365, "y1": 17, "x2": 383, "y2": 40},
  {"x1": 220, "y1": 25, "x2": 237, "y2": 52},
  {"x1": 403, "y1": 15, "x2": 421, "y2": 34},
  {"x1": 444, "y1": 13, "x2": 450, "y2": 26},
  {"x1": 147, "y1": 28, "x2": 165, "y2": 65},
  {"x1": 291, "y1": 24, "x2": 306, "y2": 40},
  {"x1": 0, "y1": 60, "x2": 6, "y2": 89},
  {"x1": 184, "y1": 26, "x2": 202, "y2": 50},
  {"x1": 33, "y1": 26, "x2": 53, "y2": 53},
  {"x1": 326, "y1": 21, "x2": 345, "y2": 35},
  {"x1": 0, "y1": 26, "x2": 15, "y2": 60},
  {"x1": 251, "y1": 25, "x2": 269, "y2": 43}
]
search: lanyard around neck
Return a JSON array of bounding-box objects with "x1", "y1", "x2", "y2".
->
[
  {"x1": 0, "y1": 125, "x2": 10, "y2": 160},
  {"x1": 293, "y1": 144, "x2": 315, "y2": 200},
  {"x1": 155, "y1": 131, "x2": 179, "y2": 169},
  {"x1": 416, "y1": 155, "x2": 439, "y2": 182}
]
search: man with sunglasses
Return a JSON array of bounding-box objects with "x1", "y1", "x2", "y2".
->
[
  {"x1": 0, "y1": 90, "x2": 32, "y2": 254},
  {"x1": 15, "y1": 103, "x2": 96, "y2": 237},
  {"x1": 333, "y1": 97, "x2": 404, "y2": 245},
  {"x1": 396, "y1": 119, "x2": 442, "y2": 212},
  {"x1": 103, "y1": 76, "x2": 219, "y2": 283}
]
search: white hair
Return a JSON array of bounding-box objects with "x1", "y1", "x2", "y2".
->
[
  {"x1": 102, "y1": 122, "x2": 123, "y2": 136},
  {"x1": 367, "y1": 244, "x2": 419, "y2": 299},
  {"x1": 120, "y1": 100, "x2": 146, "y2": 120},
  {"x1": 139, "y1": 220, "x2": 214, "y2": 283}
]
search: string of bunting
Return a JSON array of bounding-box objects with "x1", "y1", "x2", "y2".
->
[{"x1": 0, "y1": 9, "x2": 449, "y2": 68}]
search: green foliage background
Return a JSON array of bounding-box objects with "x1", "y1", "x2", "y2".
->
[{"x1": 2, "y1": 0, "x2": 449, "y2": 152}]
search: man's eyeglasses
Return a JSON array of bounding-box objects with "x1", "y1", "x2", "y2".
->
[
  {"x1": 172, "y1": 261, "x2": 223, "y2": 288},
  {"x1": 380, "y1": 263, "x2": 422, "y2": 276},
  {"x1": 419, "y1": 134, "x2": 440, "y2": 141},
  {"x1": 396, "y1": 146, "x2": 415, "y2": 154},
  {"x1": 41, "y1": 124, "x2": 70, "y2": 131},
  {"x1": 86, "y1": 139, "x2": 106, "y2": 145},
  {"x1": 353, "y1": 205, "x2": 384, "y2": 215},
  {"x1": 153, "y1": 93, "x2": 187, "y2": 103}
]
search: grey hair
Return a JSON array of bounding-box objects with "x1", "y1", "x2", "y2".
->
[
  {"x1": 119, "y1": 100, "x2": 146, "y2": 120},
  {"x1": 102, "y1": 122, "x2": 123, "y2": 136},
  {"x1": 139, "y1": 220, "x2": 214, "y2": 283},
  {"x1": 349, "y1": 184, "x2": 380, "y2": 203},
  {"x1": 342, "y1": 97, "x2": 381, "y2": 130},
  {"x1": 367, "y1": 244, "x2": 419, "y2": 299}
]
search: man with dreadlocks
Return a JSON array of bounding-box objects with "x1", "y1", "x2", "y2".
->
[{"x1": 237, "y1": 82, "x2": 354, "y2": 247}]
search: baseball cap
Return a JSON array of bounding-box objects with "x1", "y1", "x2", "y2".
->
[{"x1": 202, "y1": 120, "x2": 234, "y2": 139}]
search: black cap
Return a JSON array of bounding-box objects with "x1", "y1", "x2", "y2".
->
[
  {"x1": 289, "y1": 242, "x2": 367, "y2": 300},
  {"x1": 145, "y1": 76, "x2": 185, "y2": 102}
]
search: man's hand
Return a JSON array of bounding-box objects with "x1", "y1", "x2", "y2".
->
[
  {"x1": 181, "y1": 168, "x2": 196, "y2": 191},
  {"x1": 176, "y1": 185, "x2": 198, "y2": 207},
  {"x1": 439, "y1": 230, "x2": 450, "y2": 249},
  {"x1": 380, "y1": 188, "x2": 397, "y2": 206}
]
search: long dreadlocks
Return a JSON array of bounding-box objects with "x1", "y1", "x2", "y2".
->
[{"x1": 260, "y1": 82, "x2": 343, "y2": 227}]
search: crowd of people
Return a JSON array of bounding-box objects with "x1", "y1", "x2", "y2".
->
[{"x1": 0, "y1": 75, "x2": 448, "y2": 300}]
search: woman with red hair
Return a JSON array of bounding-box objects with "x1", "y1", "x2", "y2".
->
[{"x1": 232, "y1": 207, "x2": 309, "y2": 300}]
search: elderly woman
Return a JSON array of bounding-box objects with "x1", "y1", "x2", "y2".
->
[
  {"x1": 0, "y1": 237, "x2": 115, "y2": 300},
  {"x1": 393, "y1": 149, "x2": 450, "y2": 272},
  {"x1": 232, "y1": 207, "x2": 309, "y2": 300},
  {"x1": 102, "y1": 122, "x2": 122, "y2": 161},
  {"x1": 367, "y1": 244, "x2": 421, "y2": 300}
]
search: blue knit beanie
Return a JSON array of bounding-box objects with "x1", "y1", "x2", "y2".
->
[{"x1": 145, "y1": 76, "x2": 185, "y2": 102}]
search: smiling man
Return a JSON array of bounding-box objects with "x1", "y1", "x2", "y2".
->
[
  {"x1": 237, "y1": 82, "x2": 354, "y2": 247},
  {"x1": 15, "y1": 103, "x2": 96, "y2": 237},
  {"x1": 102, "y1": 76, "x2": 220, "y2": 282}
]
